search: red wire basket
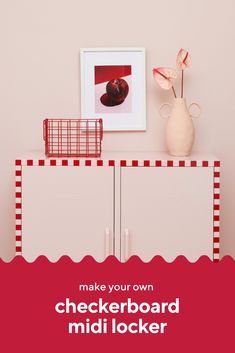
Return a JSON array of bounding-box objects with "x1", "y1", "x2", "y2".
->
[{"x1": 43, "y1": 118, "x2": 103, "y2": 157}]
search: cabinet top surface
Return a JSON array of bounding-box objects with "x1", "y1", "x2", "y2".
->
[{"x1": 17, "y1": 151, "x2": 219, "y2": 161}]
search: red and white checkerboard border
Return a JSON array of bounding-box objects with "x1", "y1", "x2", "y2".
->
[
  {"x1": 213, "y1": 162, "x2": 220, "y2": 262},
  {"x1": 15, "y1": 158, "x2": 220, "y2": 261},
  {"x1": 15, "y1": 161, "x2": 22, "y2": 256}
]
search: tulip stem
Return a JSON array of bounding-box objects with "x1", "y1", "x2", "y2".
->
[
  {"x1": 172, "y1": 86, "x2": 177, "y2": 98},
  {"x1": 181, "y1": 70, "x2": 184, "y2": 98}
]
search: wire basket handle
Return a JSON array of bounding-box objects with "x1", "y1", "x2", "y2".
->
[
  {"x1": 99, "y1": 119, "x2": 103, "y2": 140},
  {"x1": 43, "y1": 119, "x2": 48, "y2": 141}
]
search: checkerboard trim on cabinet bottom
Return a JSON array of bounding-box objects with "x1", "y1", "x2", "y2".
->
[{"x1": 15, "y1": 159, "x2": 220, "y2": 261}]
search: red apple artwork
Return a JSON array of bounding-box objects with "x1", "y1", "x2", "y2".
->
[
  {"x1": 95, "y1": 65, "x2": 132, "y2": 113},
  {"x1": 101, "y1": 78, "x2": 129, "y2": 107}
]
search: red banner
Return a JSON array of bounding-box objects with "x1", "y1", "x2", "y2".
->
[{"x1": 0, "y1": 256, "x2": 234, "y2": 352}]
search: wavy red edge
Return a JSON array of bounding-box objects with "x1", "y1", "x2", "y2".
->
[{"x1": 0, "y1": 255, "x2": 234, "y2": 264}]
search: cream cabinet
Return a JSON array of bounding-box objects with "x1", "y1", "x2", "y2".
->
[
  {"x1": 15, "y1": 153, "x2": 220, "y2": 262},
  {"x1": 18, "y1": 166, "x2": 114, "y2": 262}
]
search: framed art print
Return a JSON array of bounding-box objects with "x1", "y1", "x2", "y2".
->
[{"x1": 80, "y1": 48, "x2": 146, "y2": 131}]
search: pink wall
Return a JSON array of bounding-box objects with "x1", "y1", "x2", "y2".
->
[{"x1": 1, "y1": 0, "x2": 235, "y2": 260}]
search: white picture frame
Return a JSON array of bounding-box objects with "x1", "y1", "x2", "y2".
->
[{"x1": 80, "y1": 48, "x2": 146, "y2": 131}]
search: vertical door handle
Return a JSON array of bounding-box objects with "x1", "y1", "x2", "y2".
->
[
  {"x1": 105, "y1": 227, "x2": 113, "y2": 258},
  {"x1": 124, "y1": 228, "x2": 130, "y2": 262}
]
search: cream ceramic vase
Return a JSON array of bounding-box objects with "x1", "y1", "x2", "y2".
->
[{"x1": 159, "y1": 98, "x2": 201, "y2": 157}]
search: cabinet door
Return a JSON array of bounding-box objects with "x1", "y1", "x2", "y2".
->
[
  {"x1": 22, "y1": 166, "x2": 114, "y2": 261},
  {"x1": 121, "y1": 167, "x2": 214, "y2": 262}
]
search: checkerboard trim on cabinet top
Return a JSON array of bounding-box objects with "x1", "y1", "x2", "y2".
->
[{"x1": 15, "y1": 158, "x2": 220, "y2": 261}]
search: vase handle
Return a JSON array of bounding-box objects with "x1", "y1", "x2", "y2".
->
[
  {"x1": 159, "y1": 103, "x2": 172, "y2": 119},
  {"x1": 189, "y1": 102, "x2": 201, "y2": 118}
]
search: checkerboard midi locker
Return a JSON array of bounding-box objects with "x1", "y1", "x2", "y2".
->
[{"x1": 15, "y1": 153, "x2": 220, "y2": 262}]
